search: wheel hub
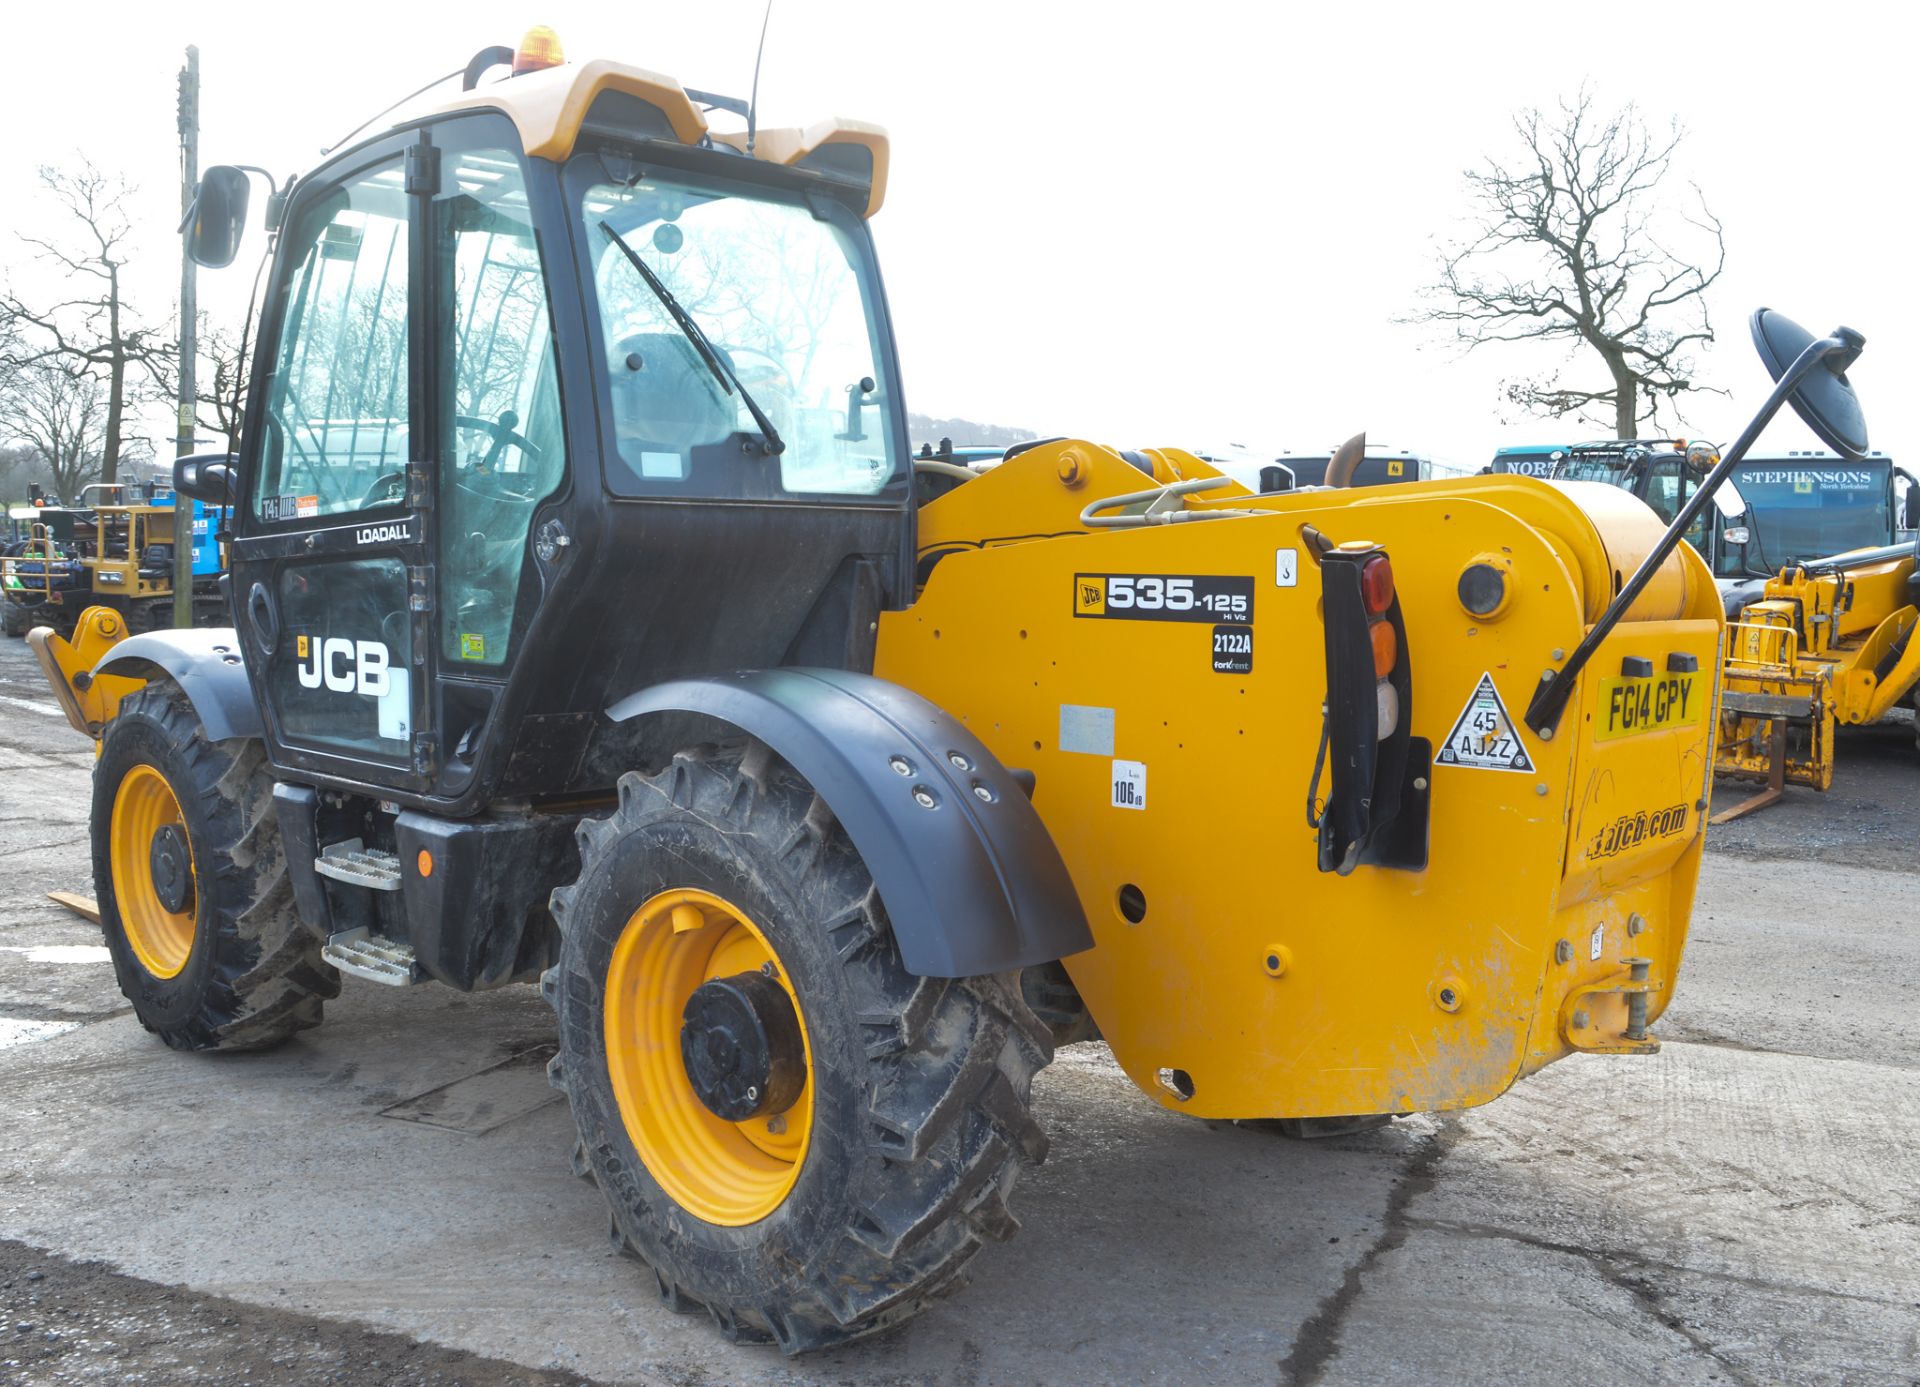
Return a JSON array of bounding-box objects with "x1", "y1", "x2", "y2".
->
[
  {"x1": 148, "y1": 824, "x2": 193, "y2": 915},
  {"x1": 680, "y1": 971, "x2": 806, "y2": 1121}
]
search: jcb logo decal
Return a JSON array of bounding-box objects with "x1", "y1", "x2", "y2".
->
[
  {"x1": 295, "y1": 636, "x2": 394, "y2": 696},
  {"x1": 1076, "y1": 577, "x2": 1107, "y2": 615}
]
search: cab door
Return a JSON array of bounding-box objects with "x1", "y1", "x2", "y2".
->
[
  {"x1": 230, "y1": 116, "x2": 569, "y2": 798},
  {"x1": 230, "y1": 136, "x2": 431, "y2": 789}
]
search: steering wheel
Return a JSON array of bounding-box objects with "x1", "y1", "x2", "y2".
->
[
  {"x1": 360, "y1": 470, "x2": 407, "y2": 509},
  {"x1": 452, "y1": 412, "x2": 542, "y2": 503}
]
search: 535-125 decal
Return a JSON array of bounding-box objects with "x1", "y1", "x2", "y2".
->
[{"x1": 1074, "y1": 573, "x2": 1254, "y2": 623}]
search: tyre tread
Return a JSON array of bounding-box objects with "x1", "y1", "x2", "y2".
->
[
  {"x1": 94, "y1": 683, "x2": 335, "y2": 1052},
  {"x1": 548, "y1": 739, "x2": 1055, "y2": 1353}
]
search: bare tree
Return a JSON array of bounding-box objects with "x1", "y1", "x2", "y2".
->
[
  {"x1": 0, "y1": 362, "x2": 107, "y2": 503},
  {"x1": 1413, "y1": 92, "x2": 1726, "y2": 439},
  {"x1": 150, "y1": 319, "x2": 253, "y2": 452},
  {"x1": 0, "y1": 162, "x2": 173, "y2": 486}
]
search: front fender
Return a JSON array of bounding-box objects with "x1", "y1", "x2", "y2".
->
[
  {"x1": 608, "y1": 668, "x2": 1093, "y2": 978},
  {"x1": 95, "y1": 628, "x2": 261, "y2": 742}
]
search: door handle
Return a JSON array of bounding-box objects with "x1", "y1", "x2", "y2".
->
[{"x1": 246, "y1": 581, "x2": 279, "y2": 657}]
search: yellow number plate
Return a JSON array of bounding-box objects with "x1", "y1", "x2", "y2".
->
[{"x1": 1595, "y1": 671, "x2": 1705, "y2": 741}]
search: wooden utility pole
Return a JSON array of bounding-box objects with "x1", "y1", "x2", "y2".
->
[{"x1": 173, "y1": 44, "x2": 198, "y2": 629}]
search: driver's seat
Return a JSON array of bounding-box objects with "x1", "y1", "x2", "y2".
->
[{"x1": 609, "y1": 332, "x2": 737, "y2": 455}]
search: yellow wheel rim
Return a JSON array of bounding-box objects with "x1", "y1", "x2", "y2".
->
[
  {"x1": 603, "y1": 888, "x2": 814, "y2": 1226},
  {"x1": 109, "y1": 763, "x2": 197, "y2": 980}
]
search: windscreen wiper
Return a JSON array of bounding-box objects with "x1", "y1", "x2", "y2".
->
[{"x1": 598, "y1": 220, "x2": 785, "y2": 457}]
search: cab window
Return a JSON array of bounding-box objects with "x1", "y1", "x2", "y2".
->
[
  {"x1": 254, "y1": 163, "x2": 410, "y2": 523},
  {"x1": 574, "y1": 165, "x2": 901, "y2": 501},
  {"x1": 435, "y1": 146, "x2": 565, "y2": 668}
]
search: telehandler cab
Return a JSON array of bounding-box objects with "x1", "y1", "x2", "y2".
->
[{"x1": 32, "y1": 31, "x2": 1873, "y2": 1351}]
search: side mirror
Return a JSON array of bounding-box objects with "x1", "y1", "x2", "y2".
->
[
  {"x1": 174, "y1": 452, "x2": 238, "y2": 504},
  {"x1": 1721, "y1": 525, "x2": 1751, "y2": 547},
  {"x1": 1752, "y1": 308, "x2": 1869, "y2": 458},
  {"x1": 183, "y1": 166, "x2": 251, "y2": 269}
]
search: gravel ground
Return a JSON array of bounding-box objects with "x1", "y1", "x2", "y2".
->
[{"x1": 1707, "y1": 709, "x2": 1919, "y2": 870}]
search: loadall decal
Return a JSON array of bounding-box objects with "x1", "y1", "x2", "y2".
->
[{"x1": 1073, "y1": 573, "x2": 1254, "y2": 622}]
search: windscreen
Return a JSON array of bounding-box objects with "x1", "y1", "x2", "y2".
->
[
  {"x1": 576, "y1": 165, "x2": 902, "y2": 501},
  {"x1": 1725, "y1": 459, "x2": 1891, "y2": 571},
  {"x1": 1555, "y1": 458, "x2": 1633, "y2": 486}
]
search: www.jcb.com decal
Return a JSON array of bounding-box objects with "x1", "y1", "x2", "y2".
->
[
  {"x1": 1072, "y1": 573, "x2": 1254, "y2": 623},
  {"x1": 294, "y1": 634, "x2": 394, "y2": 696},
  {"x1": 1586, "y1": 803, "x2": 1688, "y2": 859}
]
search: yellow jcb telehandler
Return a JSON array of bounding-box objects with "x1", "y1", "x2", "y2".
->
[
  {"x1": 28, "y1": 29, "x2": 1874, "y2": 1351},
  {"x1": 1714, "y1": 537, "x2": 1918, "y2": 818}
]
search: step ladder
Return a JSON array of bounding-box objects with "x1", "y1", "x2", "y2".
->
[{"x1": 313, "y1": 840, "x2": 422, "y2": 985}]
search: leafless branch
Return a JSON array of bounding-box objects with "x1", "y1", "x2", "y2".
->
[{"x1": 1406, "y1": 89, "x2": 1726, "y2": 438}]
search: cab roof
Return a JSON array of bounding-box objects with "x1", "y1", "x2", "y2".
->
[{"x1": 410, "y1": 57, "x2": 890, "y2": 217}]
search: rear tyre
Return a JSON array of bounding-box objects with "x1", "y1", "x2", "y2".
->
[
  {"x1": 547, "y1": 741, "x2": 1053, "y2": 1353},
  {"x1": 93, "y1": 682, "x2": 338, "y2": 1051},
  {"x1": 1, "y1": 601, "x2": 26, "y2": 637},
  {"x1": 132, "y1": 598, "x2": 171, "y2": 633}
]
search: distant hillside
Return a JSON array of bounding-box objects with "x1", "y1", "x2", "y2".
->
[{"x1": 907, "y1": 413, "x2": 1037, "y2": 449}]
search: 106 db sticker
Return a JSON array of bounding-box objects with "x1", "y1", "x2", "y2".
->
[{"x1": 1074, "y1": 573, "x2": 1253, "y2": 622}]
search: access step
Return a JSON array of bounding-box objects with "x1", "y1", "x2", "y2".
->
[
  {"x1": 314, "y1": 839, "x2": 403, "y2": 891},
  {"x1": 321, "y1": 927, "x2": 423, "y2": 986}
]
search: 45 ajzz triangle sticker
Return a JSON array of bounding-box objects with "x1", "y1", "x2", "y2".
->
[{"x1": 1436, "y1": 672, "x2": 1536, "y2": 773}]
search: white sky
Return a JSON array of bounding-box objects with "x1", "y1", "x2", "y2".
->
[{"x1": 3, "y1": 0, "x2": 1912, "y2": 470}]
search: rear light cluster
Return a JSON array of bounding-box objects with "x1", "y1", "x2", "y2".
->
[
  {"x1": 1312, "y1": 534, "x2": 1427, "y2": 876},
  {"x1": 1362, "y1": 554, "x2": 1400, "y2": 737}
]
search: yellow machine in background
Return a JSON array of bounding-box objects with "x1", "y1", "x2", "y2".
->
[
  {"x1": 1715, "y1": 539, "x2": 1920, "y2": 818},
  {"x1": 0, "y1": 484, "x2": 223, "y2": 638}
]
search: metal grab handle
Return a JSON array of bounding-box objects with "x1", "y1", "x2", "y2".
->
[
  {"x1": 1079, "y1": 476, "x2": 1255, "y2": 528},
  {"x1": 246, "y1": 582, "x2": 278, "y2": 657}
]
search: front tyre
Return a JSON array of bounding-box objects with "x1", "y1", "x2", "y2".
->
[
  {"x1": 547, "y1": 741, "x2": 1053, "y2": 1353},
  {"x1": 93, "y1": 682, "x2": 338, "y2": 1051}
]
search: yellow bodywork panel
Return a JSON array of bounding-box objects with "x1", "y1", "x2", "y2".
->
[
  {"x1": 420, "y1": 62, "x2": 890, "y2": 217},
  {"x1": 878, "y1": 442, "x2": 1720, "y2": 1120},
  {"x1": 29, "y1": 605, "x2": 142, "y2": 739},
  {"x1": 712, "y1": 121, "x2": 890, "y2": 218},
  {"x1": 433, "y1": 59, "x2": 709, "y2": 158}
]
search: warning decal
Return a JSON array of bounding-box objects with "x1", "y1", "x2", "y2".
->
[{"x1": 1436, "y1": 672, "x2": 1535, "y2": 773}]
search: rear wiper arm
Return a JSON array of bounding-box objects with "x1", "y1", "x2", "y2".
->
[{"x1": 598, "y1": 220, "x2": 785, "y2": 457}]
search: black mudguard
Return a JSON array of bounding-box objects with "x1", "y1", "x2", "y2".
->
[
  {"x1": 607, "y1": 668, "x2": 1093, "y2": 978},
  {"x1": 95, "y1": 628, "x2": 261, "y2": 742}
]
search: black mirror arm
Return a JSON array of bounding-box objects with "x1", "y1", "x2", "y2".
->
[{"x1": 1524, "y1": 329, "x2": 1861, "y2": 739}]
